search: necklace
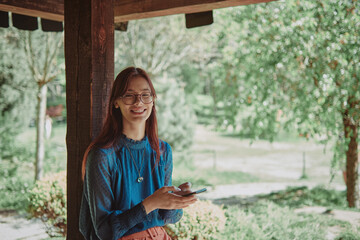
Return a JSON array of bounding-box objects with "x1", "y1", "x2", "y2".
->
[{"x1": 124, "y1": 142, "x2": 145, "y2": 183}]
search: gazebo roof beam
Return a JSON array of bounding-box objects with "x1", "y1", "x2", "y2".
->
[
  {"x1": 0, "y1": 0, "x2": 63, "y2": 21},
  {"x1": 0, "y1": 0, "x2": 275, "y2": 23},
  {"x1": 114, "y1": 0, "x2": 275, "y2": 22}
]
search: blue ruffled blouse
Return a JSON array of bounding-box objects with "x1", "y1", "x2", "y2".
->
[{"x1": 79, "y1": 135, "x2": 183, "y2": 240}]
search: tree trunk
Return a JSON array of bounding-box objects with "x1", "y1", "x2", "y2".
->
[
  {"x1": 35, "y1": 83, "x2": 47, "y2": 181},
  {"x1": 343, "y1": 115, "x2": 359, "y2": 208}
]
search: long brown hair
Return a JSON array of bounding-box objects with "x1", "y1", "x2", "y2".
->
[{"x1": 82, "y1": 67, "x2": 160, "y2": 180}]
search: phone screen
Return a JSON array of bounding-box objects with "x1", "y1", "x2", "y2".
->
[{"x1": 182, "y1": 188, "x2": 207, "y2": 197}]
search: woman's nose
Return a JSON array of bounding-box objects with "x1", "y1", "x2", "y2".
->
[{"x1": 134, "y1": 95, "x2": 143, "y2": 105}]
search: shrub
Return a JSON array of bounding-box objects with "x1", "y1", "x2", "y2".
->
[
  {"x1": 164, "y1": 200, "x2": 226, "y2": 240},
  {"x1": 222, "y1": 201, "x2": 332, "y2": 240},
  {"x1": 28, "y1": 171, "x2": 67, "y2": 237},
  {"x1": 156, "y1": 77, "x2": 197, "y2": 153},
  {"x1": 0, "y1": 177, "x2": 32, "y2": 211},
  {"x1": 335, "y1": 226, "x2": 360, "y2": 240}
]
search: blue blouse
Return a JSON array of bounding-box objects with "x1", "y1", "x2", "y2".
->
[{"x1": 79, "y1": 135, "x2": 183, "y2": 240}]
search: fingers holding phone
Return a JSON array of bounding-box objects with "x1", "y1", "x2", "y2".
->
[
  {"x1": 178, "y1": 182, "x2": 192, "y2": 192},
  {"x1": 142, "y1": 186, "x2": 197, "y2": 214},
  {"x1": 182, "y1": 188, "x2": 207, "y2": 197},
  {"x1": 176, "y1": 182, "x2": 193, "y2": 196},
  {"x1": 175, "y1": 182, "x2": 207, "y2": 197}
]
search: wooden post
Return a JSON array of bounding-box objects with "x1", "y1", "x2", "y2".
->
[{"x1": 64, "y1": 0, "x2": 114, "y2": 238}]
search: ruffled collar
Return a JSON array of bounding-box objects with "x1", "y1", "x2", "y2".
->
[{"x1": 119, "y1": 134, "x2": 148, "y2": 150}]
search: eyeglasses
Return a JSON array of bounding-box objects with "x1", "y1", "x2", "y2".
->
[{"x1": 119, "y1": 93, "x2": 154, "y2": 105}]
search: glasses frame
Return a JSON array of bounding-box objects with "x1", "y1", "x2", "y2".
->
[{"x1": 119, "y1": 93, "x2": 154, "y2": 105}]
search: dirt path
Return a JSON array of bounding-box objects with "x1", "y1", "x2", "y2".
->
[{"x1": 0, "y1": 210, "x2": 49, "y2": 240}]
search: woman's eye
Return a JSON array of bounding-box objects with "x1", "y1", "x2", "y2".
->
[
  {"x1": 142, "y1": 93, "x2": 151, "y2": 98},
  {"x1": 123, "y1": 94, "x2": 134, "y2": 98}
]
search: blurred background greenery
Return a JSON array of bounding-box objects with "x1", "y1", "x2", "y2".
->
[{"x1": 1, "y1": 0, "x2": 359, "y2": 239}]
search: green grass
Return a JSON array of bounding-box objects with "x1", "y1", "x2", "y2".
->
[
  {"x1": 220, "y1": 201, "x2": 360, "y2": 240},
  {"x1": 173, "y1": 165, "x2": 259, "y2": 189},
  {"x1": 217, "y1": 186, "x2": 360, "y2": 240},
  {"x1": 219, "y1": 128, "x2": 310, "y2": 144},
  {"x1": 257, "y1": 185, "x2": 350, "y2": 209}
]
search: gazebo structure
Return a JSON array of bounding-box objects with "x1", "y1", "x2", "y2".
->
[{"x1": 0, "y1": 0, "x2": 274, "y2": 238}]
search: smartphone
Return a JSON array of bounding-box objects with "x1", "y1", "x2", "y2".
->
[{"x1": 182, "y1": 188, "x2": 207, "y2": 197}]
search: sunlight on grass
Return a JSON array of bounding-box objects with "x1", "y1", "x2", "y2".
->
[{"x1": 172, "y1": 160, "x2": 259, "y2": 189}]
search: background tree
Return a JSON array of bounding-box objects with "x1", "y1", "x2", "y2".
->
[
  {"x1": 155, "y1": 77, "x2": 197, "y2": 162},
  {"x1": 21, "y1": 30, "x2": 63, "y2": 180},
  {"x1": 115, "y1": 16, "x2": 204, "y2": 78},
  {"x1": 114, "y1": 16, "x2": 206, "y2": 153},
  {"x1": 207, "y1": 0, "x2": 359, "y2": 207},
  {"x1": 0, "y1": 28, "x2": 36, "y2": 177}
]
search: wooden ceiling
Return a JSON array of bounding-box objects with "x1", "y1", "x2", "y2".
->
[{"x1": 0, "y1": 0, "x2": 275, "y2": 23}]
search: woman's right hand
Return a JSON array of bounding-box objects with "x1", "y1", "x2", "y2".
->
[{"x1": 142, "y1": 186, "x2": 197, "y2": 214}]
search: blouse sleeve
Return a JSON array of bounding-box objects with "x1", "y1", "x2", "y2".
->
[
  {"x1": 158, "y1": 142, "x2": 183, "y2": 224},
  {"x1": 84, "y1": 148, "x2": 151, "y2": 240}
]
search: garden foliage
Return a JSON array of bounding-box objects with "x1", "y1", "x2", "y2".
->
[
  {"x1": 223, "y1": 201, "x2": 336, "y2": 240},
  {"x1": 28, "y1": 171, "x2": 67, "y2": 237},
  {"x1": 0, "y1": 29, "x2": 36, "y2": 170},
  {"x1": 156, "y1": 77, "x2": 197, "y2": 158},
  {"x1": 164, "y1": 200, "x2": 226, "y2": 240}
]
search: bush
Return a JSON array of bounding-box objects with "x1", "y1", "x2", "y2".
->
[
  {"x1": 0, "y1": 28, "x2": 36, "y2": 159},
  {"x1": 28, "y1": 171, "x2": 67, "y2": 237},
  {"x1": 335, "y1": 227, "x2": 360, "y2": 240},
  {"x1": 0, "y1": 143, "x2": 34, "y2": 212},
  {"x1": 222, "y1": 201, "x2": 333, "y2": 240},
  {"x1": 164, "y1": 200, "x2": 226, "y2": 240},
  {"x1": 156, "y1": 77, "x2": 197, "y2": 153},
  {"x1": 0, "y1": 177, "x2": 32, "y2": 211}
]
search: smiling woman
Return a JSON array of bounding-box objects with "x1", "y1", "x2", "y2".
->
[{"x1": 79, "y1": 67, "x2": 197, "y2": 240}]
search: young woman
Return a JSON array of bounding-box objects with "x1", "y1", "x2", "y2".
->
[{"x1": 79, "y1": 67, "x2": 197, "y2": 240}]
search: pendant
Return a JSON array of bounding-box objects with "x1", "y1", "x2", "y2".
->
[{"x1": 137, "y1": 177, "x2": 144, "y2": 183}]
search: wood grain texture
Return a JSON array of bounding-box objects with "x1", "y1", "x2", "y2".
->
[
  {"x1": 0, "y1": 0, "x2": 63, "y2": 21},
  {"x1": 114, "y1": 0, "x2": 276, "y2": 22},
  {"x1": 1, "y1": 0, "x2": 275, "y2": 22},
  {"x1": 91, "y1": 0, "x2": 114, "y2": 139},
  {"x1": 65, "y1": 0, "x2": 90, "y2": 239},
  {"x1": 65, "y1": 0, "x2": 113, "y2": 238}
]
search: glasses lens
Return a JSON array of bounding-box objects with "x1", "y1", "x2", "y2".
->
[
  {"x1": 141, "y1": 93, "x2": 153, "y2": 103},
  {"x1": 122, "y1": 94, "x2": 136, "y2": 105}
]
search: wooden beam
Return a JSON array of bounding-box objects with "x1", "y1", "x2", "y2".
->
[
  {"x1": 12, "y1": 13, "x2": 38, "y2": 30},
  {"x1": 0, "y1": 10, "x2": 9, "y2": 28},
  {"x1": 41, "y1": 18, "x2": 63, "y2": 32},
  {"x1": 0, "y1": 0, "x2": 63, "y2": 21},
  {"x1": 65, "y1": 0, "x2": 113, "y2": 238},
  {"x1": 185, "y1": 11, "x2": 213, "y2": 28},
  {"x1": 1, "y1": 0, "x2": 275, "y2": 23},
  {"x1": 114, "y1": 0, "x2": 275, "y2": 22}
]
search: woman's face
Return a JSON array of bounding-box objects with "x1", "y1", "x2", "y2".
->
[{"x1": 114, "y1": 76, "x2": 154, "y2": 128}]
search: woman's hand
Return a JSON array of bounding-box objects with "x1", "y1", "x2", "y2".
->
[
  {"x1": 176, "y1": 182, "x2": 192, "y2": 196},
  {"x1": 142, "y1": 186, "x2": 197, "y2": 214}
]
